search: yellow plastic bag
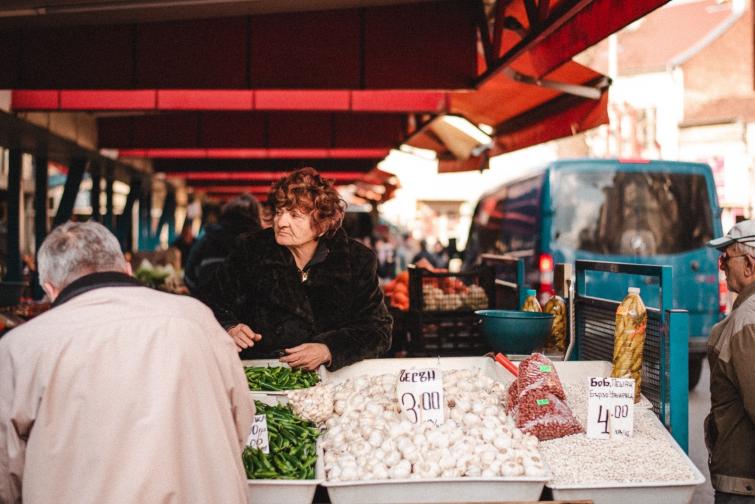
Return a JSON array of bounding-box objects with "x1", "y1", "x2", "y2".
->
[
  {"x1": 611, "y1": 287, "x2": 647, "y2": 403},
  {"x1": 543, "y1": 295, "x2": 567, "y2": 352}
]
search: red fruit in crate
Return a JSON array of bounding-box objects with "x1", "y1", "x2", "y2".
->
[
  {"x1": 425, "y1": 277, "x2": 440, "y2": 289},
  {"x1": 441, "y1": 277, "x2": 455, "y2": 294},
  {"x1": 395, "y1": 271, "x2": 409, "y2": 284},
  {"x1": 453, "y1": 279, "x2": 468, "y2": 294},
  {"x1": 391, "y1": 291, "x2": 410, "y2": 311},
  {"x1": 393, "y1": 282, "x2": 408, "y2": 296},
  {"x1": 384, "y1": 280, "x2": 396, "y2": 295}
]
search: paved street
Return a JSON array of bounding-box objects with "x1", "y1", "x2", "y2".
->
[{"x1": 690, "y1": 359, "x2": 713, "y2": 504}]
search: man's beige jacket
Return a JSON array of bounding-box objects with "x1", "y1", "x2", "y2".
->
[{"x1": 0, "y1": 278, "x2": 253, "y2": 503}]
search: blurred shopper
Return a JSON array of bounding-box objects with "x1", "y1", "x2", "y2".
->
[
  {"x1": 208, "y1": 167, "x2": 392, "y2": 371},
  {"x1": 705, "y1": 219, "x2": 755, "y2": 503},
  {"x1": 260, "y1": 200, "x2": 275, "y2": 229},
  {"x1": 0, "y1": 221, "x2": 252, "y2": 504},
  {"x1": 433, "y1": 241, "x2": 449, "y2": 269},
  {"x1": 171, "y1": 222, "x2": 195, "y2": 269},
  {"x1": 374, "y1": 225, "x2": 397, "y2": 279},
  {"x1": 412, "y1": 239, "x2": 441, "y2": 268},
  {"x1": 185, "y1": 194, "x2": 262, "y2": 301},
  {"x1": 394, "y1": 232, "x2": 416, "y2": 273}
]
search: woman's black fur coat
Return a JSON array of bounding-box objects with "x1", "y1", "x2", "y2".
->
[{"x1": 208, "y1": 227, "x2": 393, "y2": 370}]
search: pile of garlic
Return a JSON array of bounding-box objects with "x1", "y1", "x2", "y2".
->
[{"x1": 289, "y1": 369, "x2": 548, "y2": 481}]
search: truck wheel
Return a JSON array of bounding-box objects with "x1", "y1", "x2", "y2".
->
[{"x1": 689, "y1": 355, "x2": 704, "y2": 391}]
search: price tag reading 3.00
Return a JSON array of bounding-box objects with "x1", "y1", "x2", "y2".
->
[
  {"x1": 246, "y1": 414, "x2": 270, "y2": 454},
  {"x1": 396, "y1": 368, "x2": 445, "y2": 426},
  {"x1": 586, "y1": 377, "x2": 634, "y2": 439}
]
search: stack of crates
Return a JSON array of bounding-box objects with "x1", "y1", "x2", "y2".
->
[{"x1": 406, "y1": 265, "x2": 495, "y2": 356}]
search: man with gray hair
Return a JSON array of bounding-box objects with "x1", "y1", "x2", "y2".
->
[
  {"x1": 0, "y1": 221, "x2": 253, "y2": 504},
  {"x1": 706, "y1": 219, "x2": 755, "y2": 503}
]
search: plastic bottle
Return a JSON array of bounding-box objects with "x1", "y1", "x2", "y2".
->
[
  {"x1": 611, "y1": 287, "x2": 647, "y2": 403},
  {"x1": 543, "y1": 295, "x2": 567, "y2": 352},
  {"x1": 522, "y1": 289, "x2": 542, "y2": 312}
]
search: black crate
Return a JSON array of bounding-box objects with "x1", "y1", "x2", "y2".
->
[
  {"x1": 407, "y1": 265, "x2": 494, "y2": 314},
  {"x1": 405, "y1": 266, "x2": 495, "y2": 356},
  {"x1": 407, "y1": 313, "x2": 491, "y2": 357}
]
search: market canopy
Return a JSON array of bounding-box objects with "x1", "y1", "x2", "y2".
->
[{"x1": 1, "y1": 0, "x2": 671, "y2": 197}]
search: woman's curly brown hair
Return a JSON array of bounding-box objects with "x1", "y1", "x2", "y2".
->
[{"x1": 269, "y1": 167, "x2": 347, "y2": 239}]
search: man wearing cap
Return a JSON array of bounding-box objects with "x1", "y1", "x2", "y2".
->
[{"x1": 705, "y1": 219, "x2": 755, "y2": 503}]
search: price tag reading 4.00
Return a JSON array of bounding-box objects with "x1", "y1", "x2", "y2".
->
[
  {"x1": 246, "y1": 414, "x2": 270, "y2": 454},
  {"x1": 586, "y1": 377, "x2": 635, "y2": 439},
  {"x1": 396, "y1": 368, "x2": 445, "y2": 426}
]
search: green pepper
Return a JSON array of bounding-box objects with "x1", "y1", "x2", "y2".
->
[
  {"x1": 244, "y1": 365, "x2": 319, "y2": 391},
  {"x1": 243, "y1": 400, "x2": 319, "y2": 480}
]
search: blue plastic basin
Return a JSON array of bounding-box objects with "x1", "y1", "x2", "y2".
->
[{"x1": 475, "y1": 309, "x2": 554, "y2": 354}]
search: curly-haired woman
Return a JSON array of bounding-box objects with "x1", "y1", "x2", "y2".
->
[{"x1": 208, "y1": 167, "x2": 392, "y2": 370}]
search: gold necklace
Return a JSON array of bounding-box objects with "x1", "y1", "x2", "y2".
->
[{"x1": 299, "y1": 269, "x2": 309, "y2": 283}]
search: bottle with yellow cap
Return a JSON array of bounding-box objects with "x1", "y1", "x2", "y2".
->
[
  {"x1": 611, "y1": 287, "x2": 647, "y2": 403},
  {"x1": 522, "y1": 289, "x2": 542, "y2": 312}
]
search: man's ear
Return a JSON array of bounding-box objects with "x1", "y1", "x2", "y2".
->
[
  {"x1": 747, "y1": 255, "x2": 755, "y2": 274},
  {"x1": 43, "y1": 282, "x2": 60, "y2": 302}
]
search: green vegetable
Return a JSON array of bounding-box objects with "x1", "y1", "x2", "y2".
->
[
  {"x1": 244, "y1": 365, "x2": 319, "y2": 391},
  {"x1": 242, "y1": 401, "x2": 319, "y2": 480},
  {"x1": 134, "y1": 267, "x2": 171, "y2": 289}
]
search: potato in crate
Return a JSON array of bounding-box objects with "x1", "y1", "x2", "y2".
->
[{"x1": 408, "y1": 265, "x2": 494, "y2": 314}]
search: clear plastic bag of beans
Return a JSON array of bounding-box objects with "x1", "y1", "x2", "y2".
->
[
  {"x1": 515, "y1": 389, "x2": 584, "y2": 441},
  {"x1": 506, "y1": 380, "x2": 519, "y2": 414},
  {"x1": 517, "y1": 353, "x2": 566, "y2": 400}
]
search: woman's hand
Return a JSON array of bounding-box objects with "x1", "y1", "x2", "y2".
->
[
  {"x1": 227, "y1": 324, "x2": 262, "y2": 351},
  {"x1": 279, "y1": 343, "x2": 332, "y2": 371}
]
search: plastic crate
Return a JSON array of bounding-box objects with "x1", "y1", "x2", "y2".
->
[
  {"x1": 408, "y1": 313, "x2": 490, "y2": 356},
  {"x1": 407, "y1": 266, "x2": 494, "y2": 314},
  {"x1": 405, "y1": 266, "x2": 495, "y2": 356}
]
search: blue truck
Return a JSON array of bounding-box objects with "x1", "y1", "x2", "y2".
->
[{"x1": 465, "y1": 158, "x2": 724, "y2": 388}]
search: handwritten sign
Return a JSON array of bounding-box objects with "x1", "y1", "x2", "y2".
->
[
  {"x1": 396, "y1": 368, "x2": 445, "y2": 425},
  {"x1": 586, "y1": 377, "x2": 634, "y2": 439},
  {"x1": 246, "y1": 414, "x2": 270, "y2": 453}
]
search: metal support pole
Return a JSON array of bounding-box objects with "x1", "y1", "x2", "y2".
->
[
  {"x1": 53, "y1": 158, "x2": 87, "y2": 227},
  {"x1": 155, "y1": 189, "x2": 176, "y2": 247},
  {"x1": 138, "y1": 181, "x2": 152, "y2": 250},
  {"x1": 178, "y1": 193, "x2": 194, "y2": 234},
  {"x1": 33, "y1": 154, "x2": 48, "y2": 299},
  {"x1": 6, "y1": 149, "x2": 22, "y2": 282},
  {"x1": 516, "y1": 258, "x2": 526, "y2": 309},
  {"x1": 90, "y1": 162, "x2": 101, "y2": 222},
  {"x1": 167, "y1": 191, "x2": 177, "y2": 244},
  {"x1": 667, "y1": 309, "x2": 690, "y2": 453},
  {"x1": 117, "y1": 177, "x2": 141, "y2": 251},
  {"x1": 105, "y1": 167, "x2": 115, "y2": 231}
]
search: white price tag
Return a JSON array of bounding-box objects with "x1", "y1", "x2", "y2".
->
[
  {"x1": 586, "y1": 377, "x2": 634, "y2": 439},
  {"x1": 246, "y1": 414, "x2": 270, "y2": 453},
  {"x1": 396, "y1": 368, "x2": 445, "y2": 425}
]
